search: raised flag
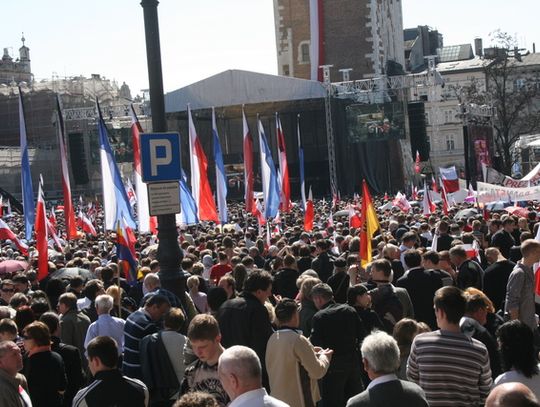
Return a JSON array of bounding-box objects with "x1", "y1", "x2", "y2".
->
[
  {"x1": 177, "y1": 170, "x2": 198, "y2": 226},
  {"x1": 297, "y1": 115, "x2": 307, "y2": 210},
  {"x1": 276, "y1": 113, "x2": 291, "y2": 212},
  {"x1": 422, "y1": 181, "x2": 436, "y2": 216},
  {"x1": 304, "y1": 187, "x2": 314, "y2": 231},
  {"x1": 48, "y1": 207, "x2": 56, "y2": 228},
  {"x1": 243, "y1": 108, "x2": 255, "y2": 213},
  {"x1": 431, "y1": 175, "x2": 439, "y2": 193},
  {"x1": 0, "y1": 196, "x2": 3, "y2": 218},
  {"x1": 188, "y1": 105, "x2": 218, "y2": 222},
  {"x1": 360, "y1": 180, "x2": 380, "y2": 267},
  {"x1": 252, "y1": 198, "x2": 266, "y2": 226},
  {"x1": 129, "y1": 104, "x2": 157, "y2": 234},
  {"x1": 415, "y1": 150, "x2": 421, "y2": 174},
  {"x1": 212, "y1": 108, "x2": 228, "y2": 225},
  {"x1": 440, "y1": 166, "x2": 459, "y2": 193},
  {"x1": 97, "y1": 100, "x2": 135, "y2": 230},
  {"x1": 411, "y1": 185, "x2": 419, "y2": 201},
  {"x1": 393, "y1": 192, "x2": 411, "y2": 213},
  {"x1": 309, "y1": 0, "x2": 324, "y2": 81},
  {"x1": 0, "y1": 219, "x2": 28, "y2": 255},
  {"x1": 55, "y1": 95, "x2": 77, "y2": 240},
  {"x1": 78, "y1": 210, "x2": 97, "y2": 236},
  {"x1": 19, "y1": 88, "x2": 34, "y2": 240},
  {"x1": 440, "y1": 177, "x2": 450, "y2": 215},
  {"x1": 6, "y1": 199, "x2": 11, "y2": 217},
  {"x1": 258, "y1": 119, "x2": 281, "y2": 219},
  {"x1": 34, "y1": 180, "x2": 48, "y2": 281},
  {"x1": 125, "y1": 178, "x2": 137, "y2": 210},
  {"x1": 116, "y1": 218, "x2": 138, "y2": 283}
]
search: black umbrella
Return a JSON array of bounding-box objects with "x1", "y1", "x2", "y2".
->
[
  {"x1": 49, "y1": 267, "x2": 93, "y2": 281},
  {"x1": 454, "y1": 208, "x2": 479, "y2": 220}
]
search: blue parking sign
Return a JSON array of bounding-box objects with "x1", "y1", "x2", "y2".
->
[{"x1": 140, "y1": 133, "x2": 182, "y2": 182}]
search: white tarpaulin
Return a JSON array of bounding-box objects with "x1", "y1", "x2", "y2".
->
[
  {"x1": 502, "y1": 162, "x2": 540, "y2": 187},
  {"x1": 476, "y1": 181, "x2": 540, "y2": 203}
]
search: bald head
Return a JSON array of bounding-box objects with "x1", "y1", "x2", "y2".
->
[{"x1": 486, "y1": 383, "x2": 540, "y2": 407}]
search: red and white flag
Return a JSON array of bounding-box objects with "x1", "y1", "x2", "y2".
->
[
  {"x1": 431, "y1": 175, "x2": 439, "y2": 193},
  {"x1": 393, "y1": 192, "x2": 411, "y2": 213},
  {"x1": 275, "y1": 114, "x2": 291, "y2": 212},
  {"x1": 440, "y1": 177, "x2": 450, "y2": 215},
  {"x1": 252, "y1": 198, "x2": 266, "y2": 226},
  {"x1": 34, "y1": 181, "x2": 48, "y2": 281},
  {"x1": 78, "y1": 210, "x2": 97, "y2": 236},
  {"x1": 422, "y1": 182, "x2": 436, "y2": 215},
  {"x1": 440, "y1": 166, "x2": 459, "y2": 193},
  {"x1": 414, "y1": 150, "x2": 421, "y2": 174},
  {"x1": 304, "y1": 187, "x2": 314, "y2": 232},
  {"x1": 411, "y1": 185, "x2": 419, "y2": 201},
  {"x1": 243, "y1": 108, "x2": 255, "y2": 213},
  {"x1": 0, "y1": 219, "x2": 28, "y2": 255},
  {"x1": 129, "y1": 105, "x2": 157, "y2": 234},
  {"x1": 48, "y1": 207, "x2": 57, "y2": 228}
]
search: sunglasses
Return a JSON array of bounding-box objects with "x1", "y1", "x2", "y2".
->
[{"x1": 1, "y1": 288, "x2": 14, "y2": 293}]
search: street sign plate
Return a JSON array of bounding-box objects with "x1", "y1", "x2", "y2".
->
[
  {"x1": 140, "y1": 132, "x2": 182, "y2": 182},
  {"x1": 147, "y1": 182, "x2": 181, "y2": 216}
]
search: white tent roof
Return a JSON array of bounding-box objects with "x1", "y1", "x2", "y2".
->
[{"x1": 165, "y1": 69, "x2": 327, "y2": 113}]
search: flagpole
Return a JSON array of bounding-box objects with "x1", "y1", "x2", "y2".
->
[{"x1": 140, "y1": 0, "x2": 186, "y2": 308}]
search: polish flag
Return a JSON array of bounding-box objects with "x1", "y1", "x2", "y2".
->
[
  {"x1": 243, "y1": 108, "x2": 255, "y2": 213},
  {"x1": 304, "y1": 187, "x2": 314, "y2": 232},
  {"x1": 129, "y1": 105, "x2": 157, "y2": 234},
  {"x1": 48, "y1": 207, "x2": 56, "y2": 228},
  {"x1": 431, "y1": 175, "x2": 439, "y2": 193},
  {"x1": 55, "y1": 96, "x2": 78, "y2": 240},
  {"x1": 0, "y1": 219, "x2": 28, "y2": 255},
  {"x1": 414, "y1": 151, "x2": 421, "y2": 174},
  {"x1": 393, "y1": 192, "x2": 411, "y2": 213},
  {"x1": 440, "y1": 177, "x2": 450, "y2": 215},
  {"x1": 188, "y1": 105, "x2": 219, "y2": 223},
  {"x1": 276, "y1": 114, "x2": 291, "y2": 212},
  {"x1": 78, "y1": 210, "x2": 97, "y2": 236},
  {"x1": 422, "y1": 182, "x2": 436, "y2": 216},
  {"x1": 34, "y1": 181, "x2": 48, "y2": 281},
  {"x1": 440, "y1": 166, "x2": 459, "y2": 193},
  {"x1": 252, "y1": 198, "x2": 266, "y2": 226}
]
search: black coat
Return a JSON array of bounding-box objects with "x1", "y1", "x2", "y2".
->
[
  {"x1": 272, "y1": 268, "x2": 300, "y2": 299},
  {"x1": 327, "y1": 272, "x2": 350, "y2": 304},
  {"x1": 346, "y1": 379, "x2": 428, "y2": 407},
  {"x1": 483, "y1": 260, "x2": 515, "y2": 311},
  {"x1": 457, "y1": 259, "x2": 484, "y2": 290},
  {"x1": 24, "y1": 350, "x2": 67, "y2": 407},
  {"x1": 51, "y1": 337, "x2": 85, "y2": 407},
  {"x1": 311, "y1": 252, "x2": 334, "y2": 282}
]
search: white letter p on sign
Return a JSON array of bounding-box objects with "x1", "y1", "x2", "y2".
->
[{"x1": 149, "y1": 139, "x2": 172, "y2": 176}]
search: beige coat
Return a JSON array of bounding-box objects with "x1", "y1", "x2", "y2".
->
[{"x1": 266, "y1": 329, "x2": 330, "y2": 407}]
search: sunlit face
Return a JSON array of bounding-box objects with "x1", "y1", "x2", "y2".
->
[
  {"x1": 0, "y1": 344, "x2": 23, "y2": 376},
  {"x1": 191, "y1": 338, "x2": 221, "y2": 363},
  {"x1": 0, "y1": 284, "x2": 15, "y2": 302}
]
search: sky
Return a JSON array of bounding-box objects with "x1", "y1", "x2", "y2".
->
[{"x1": 0, "y1": 0, "x2": 539, "y2": 97}]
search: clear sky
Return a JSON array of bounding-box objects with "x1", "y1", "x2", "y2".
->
[{"x1": 0, "y1": 0, "x2": 538, "y2": 97}]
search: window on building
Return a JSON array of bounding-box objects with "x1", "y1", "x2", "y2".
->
[
  {"x1": 298, "y1": 41, "x2": 310, "y2": 64},
  {"x1": 282, "y1": 65, "x2": 290, "y2": 76},
  {"x1": 446, "y1": 134, "x2": 455, "y2": 151}
]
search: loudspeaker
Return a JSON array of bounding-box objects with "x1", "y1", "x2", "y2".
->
[
  {"x1": 408, "y1": 102, "x2": 430, "y2": 160},
  {"x1": 68, "y1": 133, "x2": 89, "y2": 185}
]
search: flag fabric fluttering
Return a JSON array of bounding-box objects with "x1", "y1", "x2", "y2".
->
[
  {"x1": 97, "y1": 100, "x2": 136, "y2": 230},
  {"x1": 212, "y1": 108, "x2": 228, "y2": 225},
  {"x1": 177, "y1": 170, "x2": 199, "y2": 226},
  {"x1": 297, "y1": 115, "x2": 307, "y2": 211},
  {"x1": 34, "y1": 180, "x2": 48, "y2": 281},
  {"x1": 440, "y1": 177, "x2": 450, "y2": 215},
  {"x1": 0, "y1": 219, "x2": 28, "y2": 255},
  {"x1": 393, "y1": 192, "x2": 411, "y2": 213},
  {"x1": 188, "y1": 105, "x2": 218, "y2": 223},
  {"x1": 258, "y1": 119, "x2": 281, "y2": 219},
  {"x1": 125, "y1": 178, "x2": 137, "y2": 211},
  {"x1": 422, "y1": 181, "x2": 436, "y2": 216},
  {"x1": 414, "y1": 150, "x2": 421, "y2": 174},
  {"x1": 19, "y1": 88, "x2": 34, "y2": 240},
  {"x1": 360, "y1": 180, "x2": 380, "y2": 267},
  {"x1": 252, "y1": 198, "x2": 266, "y2": 226},
  {"x1": 304, "y1": 187, "x2": 314, "y2": 231},
  {"x1": 55, "y1": 95, "x2": 78, "y2": 240},
  {"x1": 78, "y1": 210, "x2": 97, "y2": 236},
  {"x1": 431, "y1": 175, "x2": 439, "y2": 193},
  {"x1": 129, "y1": 105, "x2": 157, "y2": 234},
  {"x1": 48, "y1": 207, "x2": 56, "y2": 228},
  {"x1": 440, "y1": 166, "x2": 459, "y2": 193},
  {"x1": 276, "y1": 114, "x2": 291, "y2": 212},
  {"x1": 243, "y1": 108, "x2": 255, "y2": 213},
  {"x1": 116, "y1": 218, "x2": 138, "y2": 283},
  {"x1": 465, "y1": 183, "x2": 477, "y2": 204}
]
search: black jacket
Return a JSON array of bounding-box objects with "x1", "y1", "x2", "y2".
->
[
  {"x1": 72, "y1": 369, "x2": 148, "y2": 407},
  {"x1": 24, "y1": 350, "x2": 67, "y2": 407},
  {"x1": 460, "y1": 316, "x2": 502, "y2": 378},
  {"x1": 272, "y1": 268, "x2": 300, "y2": 299},
  {"x1": 51, "y1": 336, "x2": 85, "y2": 407},
  {"x1": 483, "y1": 260, "x2": 515, "y2": 311},
  {"x1": 311, "y1": 252, "x2": 334, "y2": 282},
  {"x1": 491, "y1": 230, "x2": 515, "y2": 258},
  {"x1": 346, "y1": 379, "x2": 428, "y2": 407},
  {"x1": 327, "y1": 272, "x2": 350, "y2": 304},
  {"x1": 457, "y1": 259, "x2": 484, "y2": 290}
]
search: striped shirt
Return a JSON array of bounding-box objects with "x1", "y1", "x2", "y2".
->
[
  {"x1": 407, "y1": 330, "x2": 492, "y2": 406},
  {"x1": 122, "y1": 309, "x2": 159, "y2": 380}
]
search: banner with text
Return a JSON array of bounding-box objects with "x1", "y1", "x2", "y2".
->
[
  {"x1": 502, "y1": 163, "x2": 540, "y2": 188},
  {"x1": 476, "y1": 181, "x2": 540, "y2": 203}
]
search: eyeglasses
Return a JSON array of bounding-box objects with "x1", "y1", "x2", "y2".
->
[{"x1": 1, "y1": 288, "x2": 14, "y2": 293}]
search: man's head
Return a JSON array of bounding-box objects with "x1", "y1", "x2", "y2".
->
[
  {"x1": 57, "y1": 292, "x2": 78, "y2": 315},
  {"x1": 403, "y1": 249, "x2": 422, "y2": 269},
  {"x1": 434, "y1": 286, "x2": 466, "y2": 328},
  {"x1": 485, "y1": 247, "x2": 503, "y2": 265},
  {"x1": 0, "y1": 319, "x2": 18, "y2": 341},
  {"x1": 401, "y1": 232, "x2": 417, "y2": 248},
  {"x1": 39, "y1": 312, "x2": 61, "y2": 338},
  {"x1": 218, "y1": 345, "x2": 262, "y2": 401},
  {"x1": 370, "y1": 259, "x2": 393, "y2": 284},
  {"x1": 449, "y1": 246, "x2": 467, "y2": 268},
  {"x1": 382, "y1": 244, "x2": 400, "y2": 260},
  {"x1": 0, "y1": 280, "x2": 15, "y2": 303},
  {"x1": 310, "y1": 283, "x2": 333, "y2": 310},
  {"x1": 83, "y1": 279, "x2": 105, "y2": 301},
  {"x1": 87, "y1": 336, "x2": 119, "y2": 376},
  {"x1": 361, "y1": 331, "x2": 400, "y2": 380},
  {"x1": 421, "y1": 250, "x2": 439, "y2": 270},
  {"x1": 502, "y1": 217, "x2": 516, "y2": 233},
  {"x1": 143, "y1": 273, "x2": 161, "y2": 293},
  {"x1": 0, "y1": 340, "x2": 23, "y2": 377},
  {"x1": 464, "y1": 292, "x2": 489, "y2": 326},
  {"x1": 143, "y1": 294, "x2": 171, "y2": 322},
  {"x1": 12, "y1": 275, "x2": 29, "y2": 294},
  {"x1": 243, "y1": 270, "x2": 273, "y2": 304},
  {"x1": 164, "y1": 307, "x2": 185, "y2": 332},
  {"x1": 95, "y1": 294, "x2": 114, "y2": 316},
  {"x1": 187, "y1": 314, "x2": 222, "y2": 363},
  {"x1": 521, "y1": 239, "x2": 540, "y2": 263},
  {"x1": 274, "y1": 298, "x2": 299, "y2": 328},
  {"x1": 486, "y1": 382, "x2": 539, "y2": 407},
  {"x1": 218, "y1": 275, "x2": 236, "y2": 299}
]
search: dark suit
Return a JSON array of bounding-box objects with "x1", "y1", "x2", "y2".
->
[
  {"x1": 51, "y1": 336, "x2": 85, "y2": 407},
  {"x1": 346, "y1": 378, "x2": 428, "y2": 407}
]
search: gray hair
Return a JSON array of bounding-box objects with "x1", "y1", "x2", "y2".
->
[
  {"x1": 361, "y1": 331, "x2": 400, "y2": 374},
  {"x1": 95, "y1": 294, "x2": 114, "y2": 313},
  {"x1": 0, "y1": 340, "x2": 18, "y2": 359},
  {"x1": 310, "y1": 283, "x2": 333, "y2": 301},
  {"x1": 218, "y1": 345, "x2": 261, "y2": 384},
  {"x1": 144, "y1": 273, "x2": 161, "y2": 290}
]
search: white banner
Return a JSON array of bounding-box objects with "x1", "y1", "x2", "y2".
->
[
  {"x1": 477, "y1": 181, "x2": 540, "y2": 203},
  {"x1": 502, "y1": 162, "x2": 540, "y2": 187}
]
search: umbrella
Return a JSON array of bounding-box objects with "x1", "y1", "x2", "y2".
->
[
  {"x1": 333, "y1": 210, "x2": 352, "y2": 218},
  {"x1": 0, "y1": 259, "x2": 28, "y2": 275},
  {"x1": 49, "y1": 267, "x2": 93, "y2": 281},
  {"x1": 142, "y1": 244, "x2": 159, "y2": 256},
  {"x1": 505, "y1": 206, "x2": 530, "y2": 218},
  {"x1": 486, "y1": 201, "x2": 511, "y2": 211},
  {"x1": 454, "y1": 208, "x2": 479, "y2": 220}
]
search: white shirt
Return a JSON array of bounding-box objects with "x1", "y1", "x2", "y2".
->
[
  {"x1": 494, "y1": 366, "x2": 540, "y2": 400},
  {"x1": 230, "y1": 388, "x2": 289, "y2": 407},
  {"x1": 77, "y1": 297, "x2": 91, "y2": 311},
  {"x1": 84, "y1": 314, "x2": 125, "y2": 356},
  {"x1": 366, "y1": 373, "x2": 399, "y2": 390}
]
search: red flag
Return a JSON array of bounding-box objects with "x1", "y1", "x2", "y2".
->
[
  {"x1": 440, "y1": 166, "x2": 459, "y2": 193},
  {"x1": 276, "y1": 114, "x2": 291, "y2": 212},
  {"x1": 243, "y1": 109, "x2": 254, "y2": 213},
  {"x1": 78, "y1": 210, "x2": 97, "y2": 236},
  {"x1": 431, "y1": 175, "x2": 439, "y2": 193},
  {"x1": 304, "y1": 188, "x2": 314, "y2": 231},
  {"x1": 34, "y1": 182, "x2": 48, "y2": 281},
  {"x1": 252, "y1": 198, "x2": 266, "y2": 226},
  {"x1": 360, "y1": 180, "x2": 380, "y2": 267},
  {"x1": 414, "y1": 150, "x2": 421, "y2": 174},
  {"x1": 56, "y1": 96, "x2": 78, "y2": 240},
  {"x1": 116, "y1": 218, "x2": 138, "y2": 282},
  {"x1": 48, "y1": 207, "x2": 56, "y2": 228},
  {"x1": 0, "y1": 219, "x2": 28, "y2": 255},
  {"x1": 440, "y1": 178, "x2": 450, "y2": 215}
]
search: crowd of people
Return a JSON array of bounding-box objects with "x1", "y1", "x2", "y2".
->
[{"x1": 0, "y1": 196, "x2": 539, "y2": 407}]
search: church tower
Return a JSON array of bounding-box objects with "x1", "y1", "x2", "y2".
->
[{"x1": 18, "y1": 33, "x2": 31, "y2": 74}]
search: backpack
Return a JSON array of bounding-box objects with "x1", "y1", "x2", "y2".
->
[{"x1": 370, "y1": 285, "x2": 404, "y2": 334}]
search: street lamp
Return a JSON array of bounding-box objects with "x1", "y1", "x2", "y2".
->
[{"x1": 140, "y1": 0, "x2": 186, "y2": 304}]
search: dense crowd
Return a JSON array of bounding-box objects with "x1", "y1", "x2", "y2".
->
[{"x1": 0, "y1": 196, "x2": 540, "y2": 407}]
